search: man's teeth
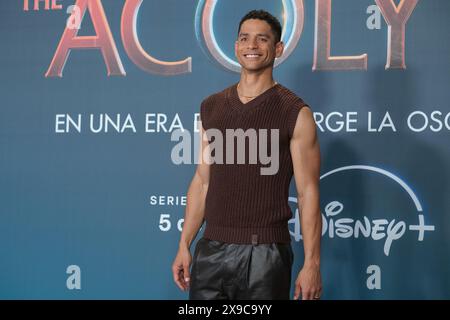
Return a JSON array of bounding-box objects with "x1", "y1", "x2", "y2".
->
[{"x1": 245, "y1": 54, "x2": 260, "y2": 57}]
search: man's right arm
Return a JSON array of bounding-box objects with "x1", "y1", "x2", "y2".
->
[{"x1": 172, "y1": 123, "x2": 210, "y2": 291}]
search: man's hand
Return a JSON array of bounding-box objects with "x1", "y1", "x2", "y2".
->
[
  {"x1": 293, "y1": 264, "x2": 322, "y2": 300},
  {"x1": 172, "y1": 246, "x2": 192, "y2": 291}
]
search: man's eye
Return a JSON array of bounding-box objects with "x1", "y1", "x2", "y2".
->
[
  {"x1": 259, "y1": 38, "x2": 268, "y2": 42},
  {"x1": 240, "y1": 38, "x2": 247, "y2": 41}
]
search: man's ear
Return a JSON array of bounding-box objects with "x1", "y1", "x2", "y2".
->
[{"x1": 275, "y1": 41, "x2": 284, "y2": 58}]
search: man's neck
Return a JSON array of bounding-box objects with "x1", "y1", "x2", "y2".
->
[{"x1": 238, "y1": 70, "x2": 276, "y2": 98}]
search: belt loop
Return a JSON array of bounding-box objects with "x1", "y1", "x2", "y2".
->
[{"x1": 251, "y1": 234, "x2": 258, "y2": 245}]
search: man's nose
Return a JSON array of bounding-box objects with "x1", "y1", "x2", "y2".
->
[{"x1": 247, "y1": 38, "x2": 258, "y2": 49}]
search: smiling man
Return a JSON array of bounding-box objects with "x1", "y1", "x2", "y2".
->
[{"x1": 172, "y1": 9, "x2": 322, "y2": 300}]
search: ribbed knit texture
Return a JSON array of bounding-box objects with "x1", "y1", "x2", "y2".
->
[{"x1": 200, "y1": 82, "x2": 308, "y2": 244}]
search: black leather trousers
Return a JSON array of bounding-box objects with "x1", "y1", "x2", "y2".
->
[{"x1": 189, "y1": 237, "x2": 294, "y2": 300}]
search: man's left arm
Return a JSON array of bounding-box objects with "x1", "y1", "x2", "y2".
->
[{"x1": 289, "y1": 105, "x2": 322, "y2": 300}]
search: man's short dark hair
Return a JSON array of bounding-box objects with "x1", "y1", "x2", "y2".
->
[{"x1": 238, "y1": 10, "x2": 282, "y2": 44}]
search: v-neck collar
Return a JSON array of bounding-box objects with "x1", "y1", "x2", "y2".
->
[{"x1": 228, "y1": 82, "x2": 280, "y2": 112}]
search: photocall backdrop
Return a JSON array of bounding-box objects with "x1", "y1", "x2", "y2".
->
[{"x1": 0, "y1": 0, "x2": 449, "y2": 299}]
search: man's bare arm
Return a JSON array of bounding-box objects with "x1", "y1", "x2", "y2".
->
[
  {"x1": 179, "y1": 124, "x2": 210, "y2": 249},
  {"x1": 172, "y1": 124, "x2": 210, "y2": 291},
  {"x1": 289, "y1": 106, "x2": 322, "y2": 300}
]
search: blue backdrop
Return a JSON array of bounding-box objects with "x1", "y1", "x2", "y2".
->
[{"x1": 0, "y1": 0, "x2": 449, "y2": 299}]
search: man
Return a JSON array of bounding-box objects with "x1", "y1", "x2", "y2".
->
[{"x1": 172, "y1": 10, "x2": 322, "y2": 300}]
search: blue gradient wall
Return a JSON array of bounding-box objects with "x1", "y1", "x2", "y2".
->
[{"x1": 0, "y1": 0, "x2": 449, "y2": 299}]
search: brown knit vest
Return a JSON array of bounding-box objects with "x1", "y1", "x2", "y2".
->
[{"x1": 200, "y1": 82, "x2": 308, "y2": 244}]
